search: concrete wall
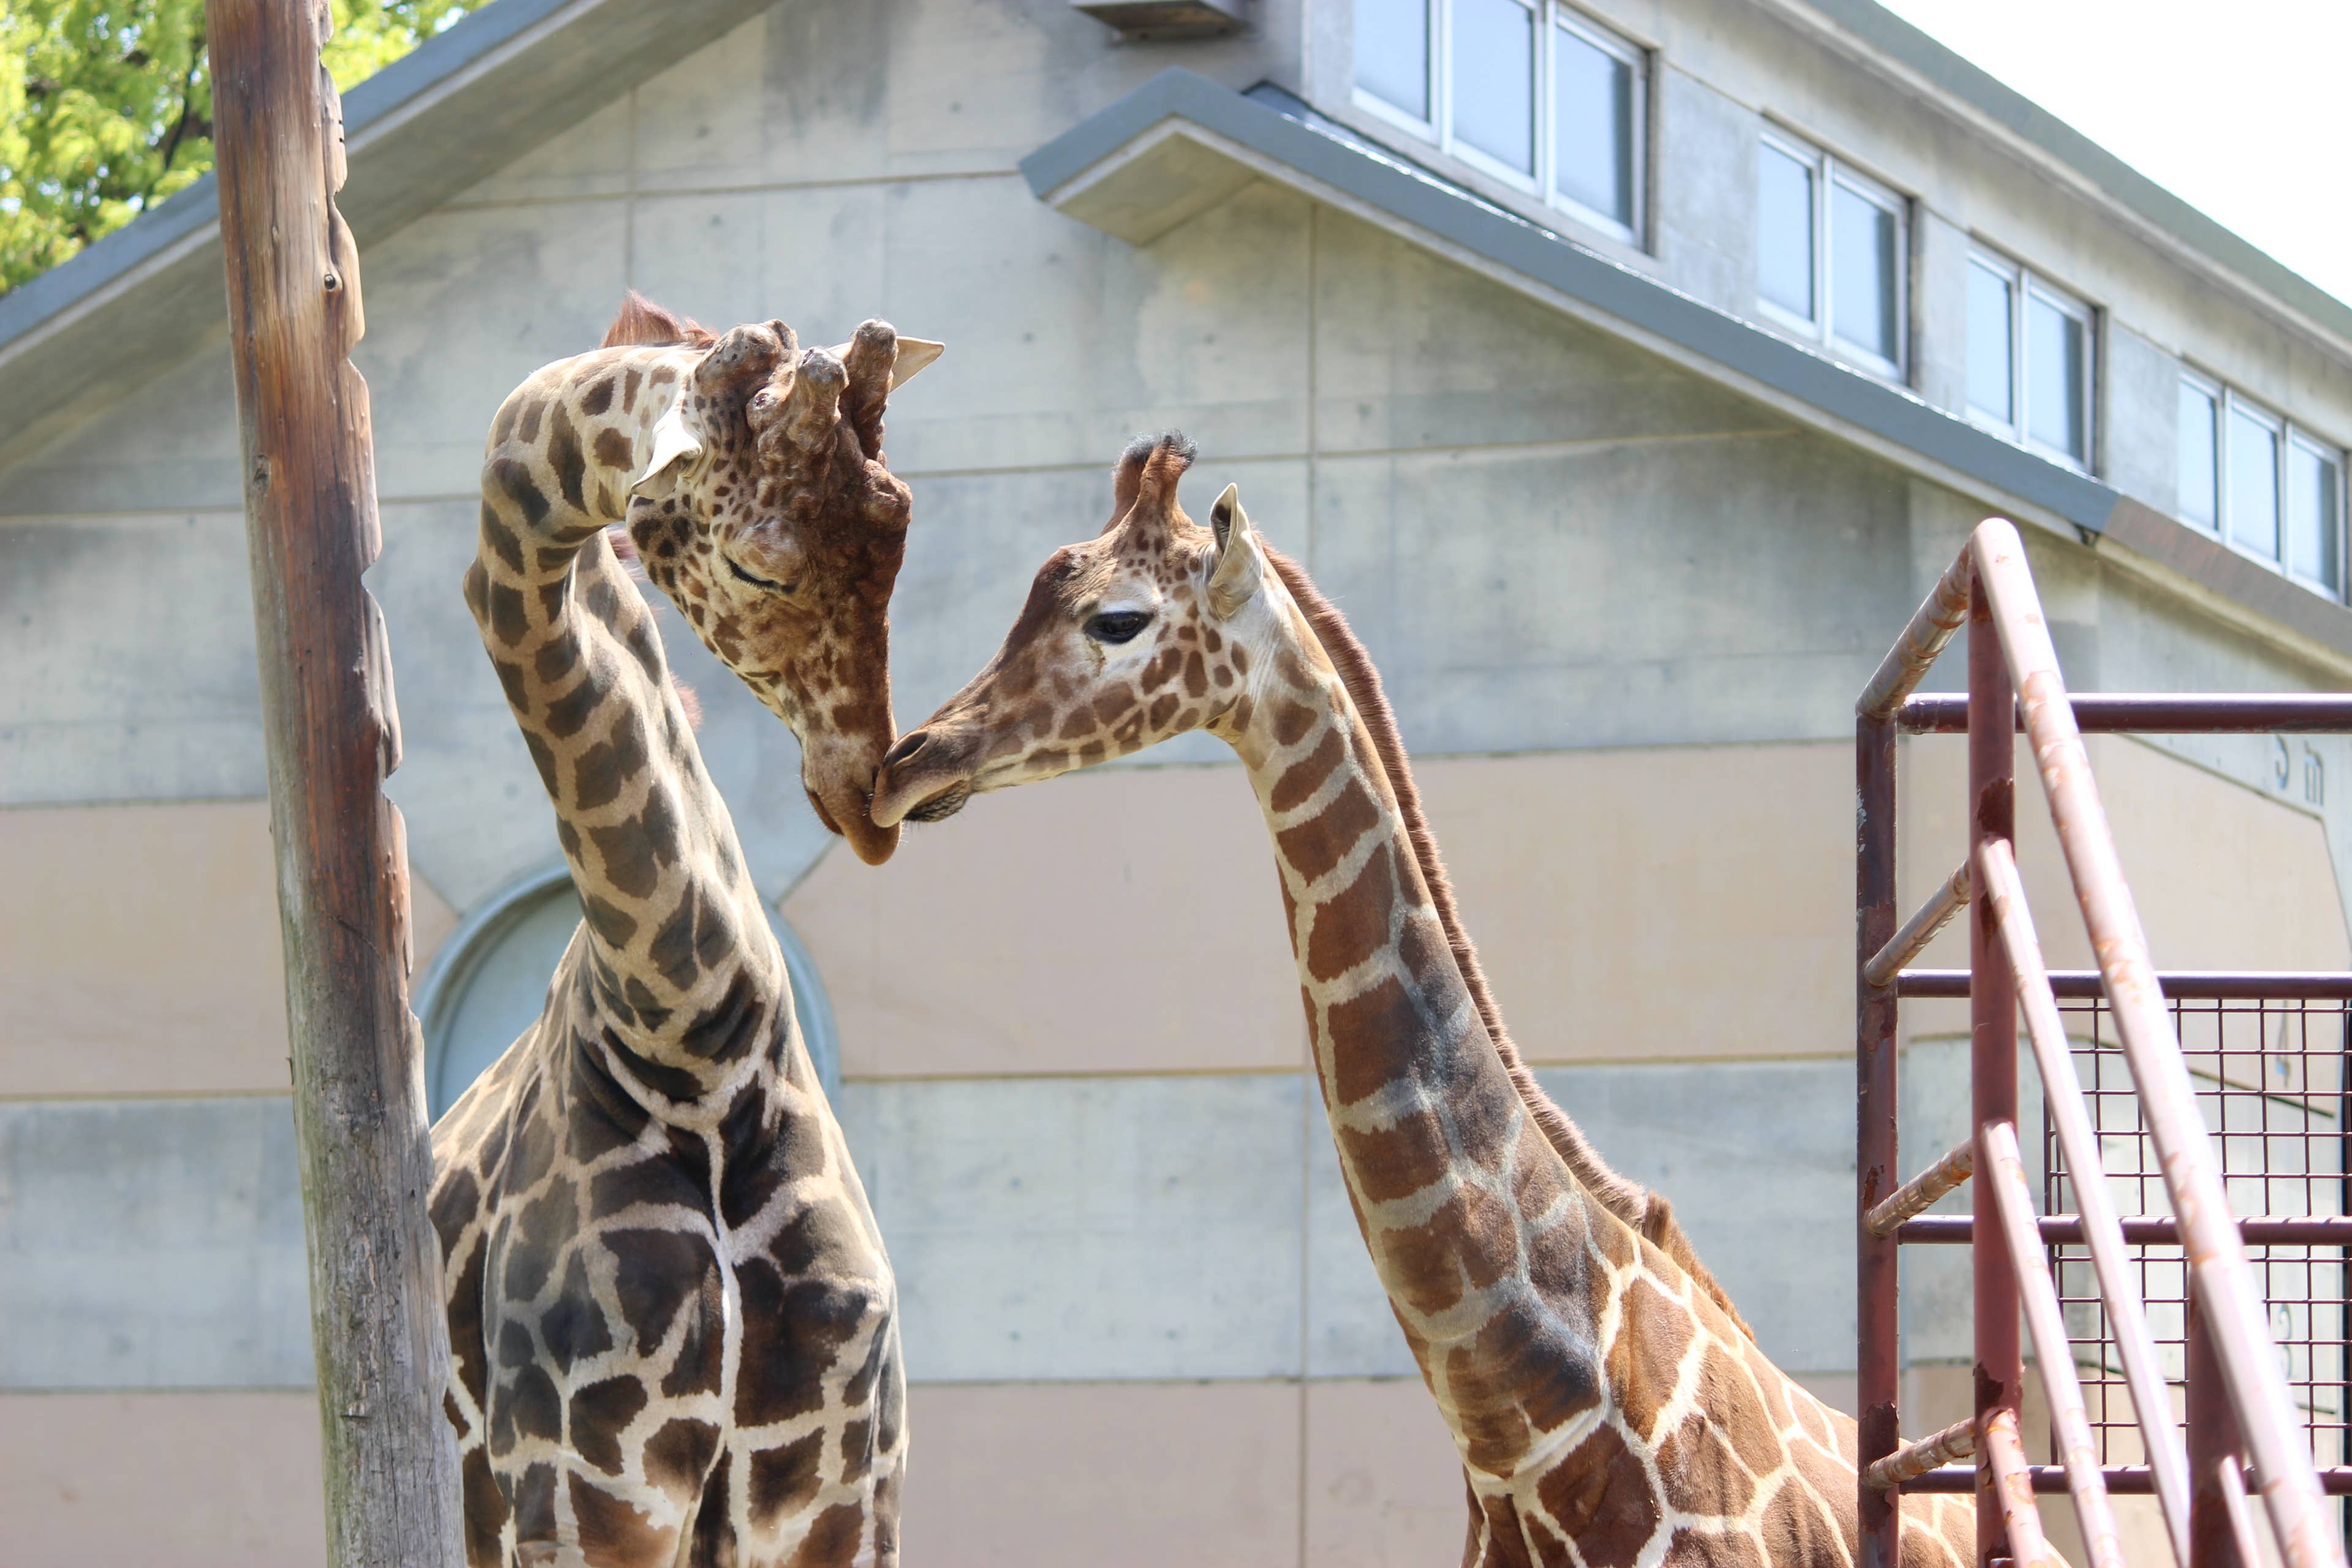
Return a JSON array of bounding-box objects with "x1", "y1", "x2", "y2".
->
[{"x1": 6, "y1": 0, "x2": 2352, "y2": 1562}]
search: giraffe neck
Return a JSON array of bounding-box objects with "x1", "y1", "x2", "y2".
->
[
  {"x1": 465, "y1": 343, "x2": 793, "y2": 1109},
  {"x1": 1227, "y1": 619, "x2": 1621, "y2": 1456},
  {"x1": 1216, "y1": 591, "x2": 1935, "y2": 1567}
]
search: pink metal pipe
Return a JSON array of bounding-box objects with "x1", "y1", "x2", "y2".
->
[
  {"x1": 1969, "y1": 568, "x2": 2022, "y2": 1568},
  {"x1": 1977, "y1": 835, "x2": 2191, "y2": 1563},
  {"x1": 1982, "y1": 1408, "x2": 2058, "y2": 1568},
  {"x1": 1969, "y1": 518, "x2": 2342, "y2": 1568},
  {"x1": 1980, "y1": 1118, "x2": 2127, "y2": 1568},
  {"x1": 1860, "y1": 546, "x2": 1976, "y2": 721}
]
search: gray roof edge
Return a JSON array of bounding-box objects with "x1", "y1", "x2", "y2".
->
[
  {"x1": 1789, "y1": 0, "x2": 2352, "y2": 349},
  {"x1": 0, "y1": 0, "x2": 578, "y2": 358},
  {"x1": 1024, "y1": 67, "x2": 2120, "y2": 536}
]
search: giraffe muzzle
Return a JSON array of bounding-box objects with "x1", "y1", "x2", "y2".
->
[{"x1": 872, "y1": 728, "x2": 975, "y2": 827}]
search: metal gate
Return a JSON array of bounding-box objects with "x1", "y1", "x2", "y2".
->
[{"x1": 1855, "y1": 518, "x2": 2352, "y2": 1568}]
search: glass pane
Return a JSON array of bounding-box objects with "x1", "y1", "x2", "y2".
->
[
  {"x1": 1555, "y1": 25, "x2": 1634, "y2": 227},
  {"x1": 1452, "y1": 0, "x2": 1536, "y2": 175},
  {"x1": 2288, "y1": 442, "x2": 2340, "y2": 592},
  {"x1": 2177, "y1": 382, "x2": 2218, "y2": 530},
  {"x1": 1356, "y1": 0, "x2": 1431, "y2": 120},
  {"x1": 2228, "y1": 406, "x2": 2281, "y2": 559},
  {"x1": 2026, "y1": 293, "x2": 2087, "y2": 460},
  {"x1": 1967, "y1": 262, "x2": 2013, "y2": 423},
  {"x1": 1831, "y1": 183, "x2": 1899, "y2": 364},
  {"x1": 1757, "y1": 141, "x2": 1814, "y2": 322}
]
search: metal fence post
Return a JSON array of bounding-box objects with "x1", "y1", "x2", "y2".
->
[{"x1": 1971, "y1": 570, "x2": 2022, "y2": 1567}]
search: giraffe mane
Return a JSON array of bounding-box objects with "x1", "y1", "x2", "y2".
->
[
  {"x1": 600, "y1": 290, "x2": 718, "y2": 350},
  {"x1": 1262, "y1": 545, "x2": 1754, "y2": 1338}
]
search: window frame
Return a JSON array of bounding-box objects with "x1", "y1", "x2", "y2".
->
[
  {"x1": 1352, "y1": 0, "x2": 1649, "y2": 247},
  {"x1": 2180, "y1": 370, "x2": 2348, "y2": 601},
  {"x1": 1753, "y1": 125, "x2": 1908, "y2": 382},
  {"x1": 1964, "y1": 246, "x2": 2095, "y2": 473}
]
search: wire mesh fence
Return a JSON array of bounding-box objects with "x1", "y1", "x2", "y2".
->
[{"x1": 2043, "y1": 993, "x2": 2350, "y2": 1489}]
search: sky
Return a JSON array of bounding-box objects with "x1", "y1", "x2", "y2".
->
[{"x1": 1872, "y1": 1, "x2": 2352, "y2": 307}]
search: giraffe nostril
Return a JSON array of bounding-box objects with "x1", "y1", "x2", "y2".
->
[{"x1": 881, "y1": 730, "x2": 931, "y2": 771}]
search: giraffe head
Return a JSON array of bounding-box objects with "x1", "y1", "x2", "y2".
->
[
  {"x1": 624, "y1": 307, "x2": 943, "y2": 864},
  {"x1": 872, "y1": 432, "x2": 1272, "y2": 826}
]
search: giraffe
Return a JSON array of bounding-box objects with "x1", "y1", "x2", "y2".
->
[
  {"x1": 869, "y1": 434, "x2": 1982, "y2": 1568},
  {"x1": 428, "y1": 293, "x2": 942, "y2": 1568}
]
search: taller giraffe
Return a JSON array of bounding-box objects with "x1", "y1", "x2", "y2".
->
[
  {"x1": 872, "y1": 434, "x2": 1980, "y2": 1568},
  {"x1": 429, "y1": 295, "x2": 941, "y2": 1568}
]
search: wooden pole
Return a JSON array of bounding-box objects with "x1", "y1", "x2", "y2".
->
[{"x1": 206, "y1": 2, "x2": 464, "y2": 1561}]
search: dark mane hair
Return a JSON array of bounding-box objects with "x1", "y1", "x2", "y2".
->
[
  {"x1": 601, "y1": 290, "x2": 717, "y2": 350},
  {"x1": 1262, "y1": 544, "x2": 1751, "y2": 1336}
]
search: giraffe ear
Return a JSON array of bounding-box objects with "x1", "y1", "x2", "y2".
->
[
  {"x1": 890, "y1": 338, "x2": 944, "y2": 386},
  {"x1": 631, "y1": 404, "x2": 704, "y2": 497},
  {"x1": 827, "y1": 331, "x2": 943, "y2": 390},
  {"x1": 1207, "y1": 482, "x2": 1261, "y2": 619}
]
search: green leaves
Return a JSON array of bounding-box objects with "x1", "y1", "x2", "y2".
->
[{"x1": 0, "y1": 1, "x2": 470, "y2": 293}]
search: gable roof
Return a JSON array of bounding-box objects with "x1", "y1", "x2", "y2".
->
[{"x1": 0, "y1": 0, "x2": 774, "y2": 475}]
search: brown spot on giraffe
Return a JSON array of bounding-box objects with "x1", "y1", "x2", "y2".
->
[
  {"x1": 869, "y1": 432, "x2": 1986, "y2": 1568},
  {"x1": 432, "y1": 294, "x2": 943, "y2": 1566}
]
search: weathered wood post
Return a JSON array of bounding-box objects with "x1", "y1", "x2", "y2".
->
[{"x1": 206, "y1": 1, "x2": 464, "y2": 1561}]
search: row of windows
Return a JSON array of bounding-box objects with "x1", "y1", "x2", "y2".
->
[
  {"x1": 1355, "y1": 0, "x2": 1646, "y2": 243},
  {"x1": 1351, "y1": 0, "x2": 2345, "y2": 603},
  {"x1": 2179, "y1": 375, "x2": 2343, "y2": 597}
]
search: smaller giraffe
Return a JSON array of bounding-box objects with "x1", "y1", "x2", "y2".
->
[{"x1": 871, "y1": 434, "x2": 1981, "y2": 1568}]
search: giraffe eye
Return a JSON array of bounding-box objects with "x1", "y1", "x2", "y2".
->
[
  {"x1": 1085, "y1": 609, "x2": 1152, "y2": 644},
  {"x1": 726, "y1": 557, "x2": 794, "y2": 593}
]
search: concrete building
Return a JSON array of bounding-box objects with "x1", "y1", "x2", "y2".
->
[{"x1": 2, "y1": 0, "x2": 2348, "y2": 1561}]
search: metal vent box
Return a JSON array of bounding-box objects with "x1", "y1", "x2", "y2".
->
[{"x1": 1072, "y1": 0, "x2": 1248, "y2": 39}]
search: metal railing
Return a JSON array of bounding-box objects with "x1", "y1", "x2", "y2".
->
[{"x1": 1855, "y1": 519, "x2": 2352, "y2": 1568}]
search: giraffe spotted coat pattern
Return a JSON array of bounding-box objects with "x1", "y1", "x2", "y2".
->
[
  {"x1": 872, "y1": 434, "x2": 1981, "y2": 1568},
  {"x1": 430, "y1": 295, "x2": 940, "y2": 1567}
]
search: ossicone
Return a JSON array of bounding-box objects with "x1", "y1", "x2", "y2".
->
[
  {"x1": 1110, "y1": 431, "x2": 1196, "y2": 527},
  {"x1": 693, "y1": 320, "x2": 794, "y2": 401}
]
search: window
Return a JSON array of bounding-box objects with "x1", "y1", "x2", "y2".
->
[
  {"x1": 1354, "y1": 0, "x2": 1647, "y2": 244},
  {"x1": 1966, "y1": 249, "x2": 2093, "y2": 469},
  {"x1": 2177, "y1": 371, "x2": 2344, "y2": 600},
  {"x1": 1754, "y1": 128, "x2": 1906, "y2": 378}
]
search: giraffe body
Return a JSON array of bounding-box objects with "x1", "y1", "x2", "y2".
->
[
  {"x1": 872, "y1": 434, "x2": 1981, "y2": 1568},
  {"x1": 431, "y1": 297, "x2": 938, "y2": 1567}
]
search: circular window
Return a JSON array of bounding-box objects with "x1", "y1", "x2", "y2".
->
[{"x1": 417, "y1": 865, "x2": 839, "y2": 1120}]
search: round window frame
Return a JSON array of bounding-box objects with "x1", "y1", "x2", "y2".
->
[{"x1": 414, "y1": 863, "x2": 840, "y2": 1116}]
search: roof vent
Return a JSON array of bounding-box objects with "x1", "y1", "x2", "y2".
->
[{"x1": 1073, "y1": 0, "x2": 1248, "y2": 39}]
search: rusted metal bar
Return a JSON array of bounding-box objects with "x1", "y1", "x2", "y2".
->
[
  {"x1": 2188, "y1": 1297, "x2": 2262, "y2": 1568},
  {"x1": 1981, "y1": 1409, "x2": 2056, "y2": 1568},
  {"x1": 1899, "y1": 693, "x2": 2352, "y2": 734},
  {"x1": 1978, "y1": 835, "x2": 2192, "y2": 1563},
  {"x1": 1898, "y1": 970, "x2": 2352, "y2": 1000},
  {"x1": 1905, "y1": 1468, "x2": 2352, "y2": 1496},
  {"x1": 1860, "y1": 548, "x2": 1977, "y2": 720},
  {"x1": 1899, "y1": 1215, "x2": 2352, "y2": 1245},
  {"x1": 1865, "y1": 860, "x2": 1974, "y2": 989},
  {"x1": 1867, "y1": 1417, "x2": 1979, "y2": 1492},
  {"x1": 1971, "y1": 517, "x2": 2344, "y2": 1568},
  {"x1": 1970, "y1": 565, "x2": 2023, "y2": 1568},
  {"x1": 1980, "y1": 1118, "x2": 2127, "y2": 1568},
  {"x1": 1866, "y1": 1140, "x2": 1975, "y2": 1238},
  {"x1": 1858, "y1": 710, "x2": 1904, "y2": 1568}
]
